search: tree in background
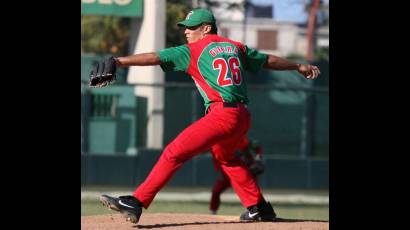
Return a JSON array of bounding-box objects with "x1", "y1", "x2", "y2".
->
[
  {"x1": 81, "y1": 1, "x2": 192, "y2": 54},
  {"x1": 81, "y1": 15, "x2": 131, "y2": 55},
  {"x1": 304, "y1": 0, "x2": 329, "y2": 61},
  {"x1": 166, "y1": 0, "x2": 191, "y2": 47}
]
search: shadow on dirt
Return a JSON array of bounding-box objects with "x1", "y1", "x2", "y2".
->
[
  {"x1": 134, "y1": 218, "x2": 328, "y2": 228},
  {"x1": 274, "y1": 218, "x2": 328, "y2": 223}
]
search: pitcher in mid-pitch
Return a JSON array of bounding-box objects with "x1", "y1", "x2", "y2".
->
[{"x1": 93, "y1": 8, "x2": 320, "y2": 224}]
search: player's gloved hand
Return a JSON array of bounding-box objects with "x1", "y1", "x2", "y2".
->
[
  {"x1": 89, "y1": 56, "x2": 118, "y2": 88},
  {"x1": 297, "y1": 64, "x2": 320, "y2": 79},
  {"x1": 249, "y1": 160, "x2": 265, "y2": 177}
]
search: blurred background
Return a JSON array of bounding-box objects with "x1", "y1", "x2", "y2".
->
[{"x1": 81, "y1": 0, "x2": 329, "y2": 220}]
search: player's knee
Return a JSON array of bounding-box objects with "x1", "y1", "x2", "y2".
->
[{"x1": 163, "y1": 142, "x2": 188, "y2": 163}]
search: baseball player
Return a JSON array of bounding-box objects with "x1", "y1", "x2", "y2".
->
[
  {"x1": 210, "y1": 136, "x2": 265, "y2": 215},
  {"x1": 91, "y1": 8, "x2": 320, "y2": 224}
]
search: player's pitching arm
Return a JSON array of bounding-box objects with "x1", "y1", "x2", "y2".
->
[{"x1": 263, "y1": 54, "x2": 320, "y2": 79}]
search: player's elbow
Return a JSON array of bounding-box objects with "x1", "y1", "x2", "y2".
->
[{"x1": 263, "y1": 55, "x2": 278, "y2": 68}]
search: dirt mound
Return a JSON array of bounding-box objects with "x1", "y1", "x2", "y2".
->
[{"x1": 81, "y1": 213, "x2": 329, "y2": 230}]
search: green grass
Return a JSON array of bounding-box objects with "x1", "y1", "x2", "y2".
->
[
  {"x1": 82, "y1": 199, "x2": 114, "y2": 216},
  {"x1": 81, "y1": 199, "x2": 328, "y2": 221}
]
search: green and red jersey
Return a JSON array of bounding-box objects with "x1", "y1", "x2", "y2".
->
[{"x1": 158, "y1": 34, "x2": 267, "y2": 112}]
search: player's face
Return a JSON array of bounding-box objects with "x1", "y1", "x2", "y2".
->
[{"x1": 184, "y1": 24, "x2": 206, "y2": 43}]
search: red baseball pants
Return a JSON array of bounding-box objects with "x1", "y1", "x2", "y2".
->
[{"x1": 133, "y1": 102, "x2": 265, "y2": 209}]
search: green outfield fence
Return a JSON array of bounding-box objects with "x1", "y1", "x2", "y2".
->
[{"x1": 81, "y1": 56, "x2": 329, "y2": 189}]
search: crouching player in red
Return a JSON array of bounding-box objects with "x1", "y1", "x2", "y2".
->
[{"x1": 210, "y1": 137, "x2": 265, "y2": 215}]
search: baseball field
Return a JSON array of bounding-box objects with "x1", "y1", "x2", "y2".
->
[{"x1": 81, "y1": 187, "x2": 329, "y2": 229}]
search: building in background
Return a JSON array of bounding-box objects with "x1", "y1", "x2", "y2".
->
[
  {"x1": 218, "y1": 19, "x2": 328, "y2": 58},
  {"x1": 201, "y1": 0, "x2": 329, "y2": 58}
]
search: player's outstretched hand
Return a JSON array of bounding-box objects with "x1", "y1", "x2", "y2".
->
[{"x1": 297, "y1": 64, "x2": 320, "y2": 79}]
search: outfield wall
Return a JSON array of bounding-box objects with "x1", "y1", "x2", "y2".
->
[{"x1": 81, "y1": 150, "x2": 328, "y2": 189}]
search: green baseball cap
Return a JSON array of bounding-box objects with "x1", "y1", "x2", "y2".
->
[{"x1": 177, "y1": 8, "x2": 216, "y2": 28}]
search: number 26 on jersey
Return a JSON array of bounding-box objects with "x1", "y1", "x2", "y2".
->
[{"x1": 213, "y1": 57, "x2": 242, "y2": 87}]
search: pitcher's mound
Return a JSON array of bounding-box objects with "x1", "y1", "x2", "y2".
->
[{"x1": 81, "y1": 213, "x2": 329, "y2": 230}]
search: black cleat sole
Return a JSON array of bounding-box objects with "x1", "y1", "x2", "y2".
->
[
  {"x1": 99, "y1": 195, "x2": 139, "y2": 224},
  {"x1": 100, "y1": 195, "x2": 120, "y2": 211}
]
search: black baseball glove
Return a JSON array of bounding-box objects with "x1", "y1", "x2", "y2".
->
[
  {"x1": 249, "y1": 160, "x2": 265, "y2": 177},
  {"x1": 89, "y1": 56, "x2": 117, "y2": 88}
]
